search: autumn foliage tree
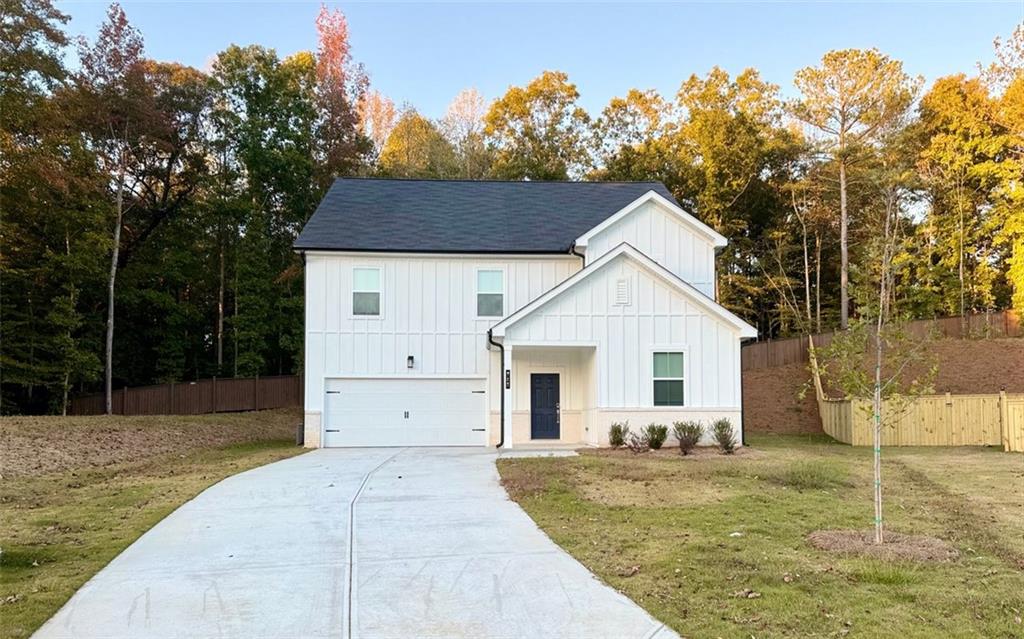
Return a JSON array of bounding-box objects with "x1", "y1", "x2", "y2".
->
[
  {"x1": 313, "y1": 4, "x2": 371, "y2": 187},
  {"x1": 380, "y1": 109, "x2": 457, "y2": 178},
  {"x1": 2, "y1": 3, "x2": 1022, "y2": 415},
  {"x1": 485, "y1": 70, "x2": 592, "y2": 179},
  {"x1": 792, "y1": 49, "x2": 919, "y2": 329}
]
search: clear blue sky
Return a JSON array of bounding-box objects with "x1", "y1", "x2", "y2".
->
[{"x1": 58, "y1": 1, "x2": 1023, "y2": 118}]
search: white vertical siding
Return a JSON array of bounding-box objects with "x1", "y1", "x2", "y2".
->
[
  {"x1": 504, "y1": 256, "x2": 743, "y2": 409},
  {"x1": 585, "y1": 200, "x2": 717, "y2": 297},
  {"x1": 304, "y1": 253, "x2": 580, "y2": 413}
]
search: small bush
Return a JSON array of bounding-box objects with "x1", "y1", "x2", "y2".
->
[
  {"x1": 642, "y1": 423, "x2": 668, "y2": 450},
  {"x1": 672, "y1": 420, "x2": 703, "y2": 455},
  {"x1": 625, "y1": 431, "x2": 650, "y2": 453},
  {"x1": 712, "y1": 418, "x2": 737, "y2": 454},
  {"x1": 609, "y1": 422, "x2": 630, "y2": 448}
]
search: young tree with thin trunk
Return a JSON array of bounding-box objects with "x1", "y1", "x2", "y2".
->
[
  {"x1": 791, "y1": 49, "x2": 918, "y2": 329},
  {"x1": 821, "y1": 135, "x2": 935, "y2": 544}
]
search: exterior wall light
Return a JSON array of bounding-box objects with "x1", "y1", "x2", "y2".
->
[{"x1": 407, "y1": 355, "x2": 414, "y2": 369}]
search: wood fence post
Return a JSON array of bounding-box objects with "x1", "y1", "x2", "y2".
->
[
  {"x1": 254, "y1": 374, "x2": 260, "y2": 411},
  {"x1": 212, "y1": 376, "x2": 218, "y2": 414},
  {"x1": 168, "y1": 381, "x2": 175, "y2": 414},
  {"x1": 1000, "y1": 390, "x2": 1010, "y2": 452}
]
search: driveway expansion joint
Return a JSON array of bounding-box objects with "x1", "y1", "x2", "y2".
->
[
  {"x1": 32, "y1": 448, "x2": 677, "y2": 639},
  {"x1": 345, "y1": 448, "x2": 405, "y2": 639}
]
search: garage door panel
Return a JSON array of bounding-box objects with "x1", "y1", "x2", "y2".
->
[{"x1": 323, "y1": 378, "x2": 487, "y2": 447}]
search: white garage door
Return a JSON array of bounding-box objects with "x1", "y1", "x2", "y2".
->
[{"x1": 323, "y1": 378, "x2": 487, "y2": 447}]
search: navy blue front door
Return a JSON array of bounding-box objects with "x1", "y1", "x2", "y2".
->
[{"x1": 530, "y1": 373, "x2": 560, "y2": 440}]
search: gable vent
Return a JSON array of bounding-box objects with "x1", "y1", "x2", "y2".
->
[{"x1": 614, "y1": 278, "x2": 631, "y2": 306}]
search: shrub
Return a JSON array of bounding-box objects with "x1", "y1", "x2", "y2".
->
[
  {"x1": 672, "y1": 420, "x2": 703, "y2": 455},
  {"x1": 712, "y1": 418, "x2": 737, "y2": 454},
  {"x1": 642, "y1": 423, "x2": 668, "y2": 450},
  {"x1": 625, "y1": 431, "x2": 650, "y2": 453},
  {"x1": 609, "y1": 422, "x2": 630, "y2": 448}
]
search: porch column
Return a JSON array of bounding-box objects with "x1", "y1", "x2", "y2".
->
[{"x1": 503, "y1": 344, "x2": 513, "y2": 449}]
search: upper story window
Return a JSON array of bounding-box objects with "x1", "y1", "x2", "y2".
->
[
  {"x1": 477, "y1": 269, "x2": 504, "y2": 317},
  {"x1": 653, "y1": 352, "x2": 684, "y2": 406},
  {"x1": 352, "y1": 267, "x2": 381, "y2": 316}
]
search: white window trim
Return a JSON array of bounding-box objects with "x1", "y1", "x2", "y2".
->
[
  {"x1": 650, "y1": 347, "x2": 688, "y2": 407},
  {"x1": 474, "y1": 266, "x2": 506, "y2": 320},
  {"x1": 350, "y1": 265, "x2": 384, "y2": 320}
]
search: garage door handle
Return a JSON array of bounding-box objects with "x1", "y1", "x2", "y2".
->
[
  {"x1": 471, "y1": 390, "x2": 485, "y2": 394},
  {"x1": 326, "y1": 391, "x2": 340, "y2": 394},
  {"x1": 326, "y1": 429, "x2": 340, "y2": 433},
  {"x1": 472, "y1": 428, "x2": 485, "y2": 432}
]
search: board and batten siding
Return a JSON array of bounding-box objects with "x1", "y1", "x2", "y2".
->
[
  {"x1": 503, "y1": 255, "x2": 742, "y2": 410},
  {"x1": 583, "y1": 199, "x2": 717, "y2": 298},
  {"x1": 303, "y1": 252, "x2": 581, "y2": 415}
]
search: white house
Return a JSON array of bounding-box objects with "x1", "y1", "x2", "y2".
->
[{"x1": 295, "y1": 178, "x2": 757, "y2": 448}]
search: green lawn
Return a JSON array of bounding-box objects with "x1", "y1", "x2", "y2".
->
[
  {"x1": 498, "y1": 435, "x2": 1024, "y2": 638},
  {"x1": 0, "y1": 410, "x2": 305, "y2": 639}
]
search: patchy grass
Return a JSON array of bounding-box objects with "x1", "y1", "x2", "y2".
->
[
  {"x1": 0, "y1": 409, "x2": 302, "y2": 477},
  {"x1": 0, "y1": 410, "x2": 305, "y2": 638},
  {"x1": 763, "y1": 459, "x2": 850, "y2": 491},
  {"x1": 498, "y1": 435, "x2": 1024, "y2": 638}
]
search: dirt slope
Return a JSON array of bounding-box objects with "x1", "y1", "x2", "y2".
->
[
  {"x1": 743, "y1": 338, "x2": 1024, "y2": 434},
  {"x1": 0, "y1": 408, "x2": 300, "y2": 478}
]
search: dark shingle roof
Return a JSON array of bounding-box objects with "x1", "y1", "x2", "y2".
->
[{"x1": 294, "y1": 178, "x2": 676, "y2": 253}]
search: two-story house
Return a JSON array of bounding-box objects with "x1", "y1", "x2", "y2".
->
[{"x1": 294, "y1": 178, "x2": 757, "y2": 448}]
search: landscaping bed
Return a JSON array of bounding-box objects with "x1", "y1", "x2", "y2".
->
[
  {"x1": 0, "y1": 409, "x2": 305, "y2": 638},
  {"x1": 498, "y1": 435, "x2": 1024, "y2": 637}
]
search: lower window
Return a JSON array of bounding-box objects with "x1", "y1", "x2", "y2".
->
[{"x1": 653, "y1": 352, "x2": 684, "y2": 406}]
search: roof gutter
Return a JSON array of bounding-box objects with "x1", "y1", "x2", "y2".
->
[
  {"x1": 569, "y1": 242, "x2": 586, "y2": 265},
  {"x1": 487, "y1": 329, "x2": 505, "y2": 449}
]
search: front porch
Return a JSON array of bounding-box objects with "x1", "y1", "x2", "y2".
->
[
  {"x1": 492, "y1": 342, "x2": 745, "y2": 449},
  {"x1": 506, "y1": 345, "x2": 598, "y2": 447}
]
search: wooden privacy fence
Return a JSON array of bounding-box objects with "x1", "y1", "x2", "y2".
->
[
  {"x1": 742, "y1": 310, "x2": 1021, "y2": 371},
  {"x1": 819, "y1": 391, "x2": 1024, "y2": 452},
  {"x1": 69, "y1": 375, "x2": 303, "y2": 416}
]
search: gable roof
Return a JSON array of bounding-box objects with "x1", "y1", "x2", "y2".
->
[
  {"x1": 575, "y1": 190, "x2": 728, "y2": 249},
  {"x1": 294, "y1": 178, "x2": 677, "y2": 254},
  {"x1": 490, "y1": 242, "x2": 758, "y2": 339}
]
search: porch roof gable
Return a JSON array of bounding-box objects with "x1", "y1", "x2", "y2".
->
[{"x1": 489, "y1": 242, "x2": 758, "y2": 339}]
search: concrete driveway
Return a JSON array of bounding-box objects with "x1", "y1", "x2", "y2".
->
[{"x1": 34, "y1": 448, "x2": 677, "y2": 639}]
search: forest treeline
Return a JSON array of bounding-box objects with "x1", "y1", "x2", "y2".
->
[{"x1": 2, "y1": 1, "x2": 1022, "y2": 414}]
